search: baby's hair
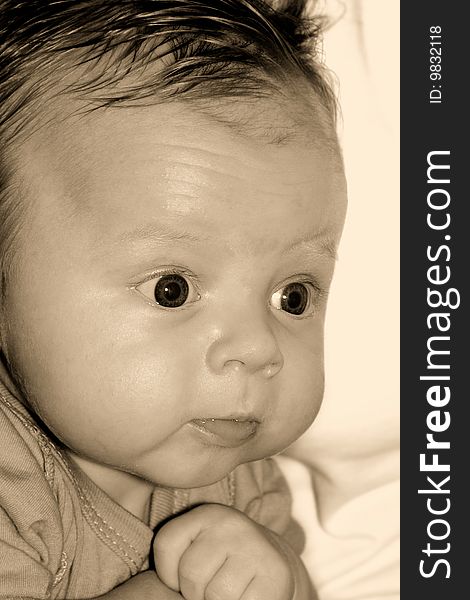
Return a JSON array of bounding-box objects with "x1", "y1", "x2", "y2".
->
[
  {"x1": 0, "y1": 0, "x2": 335, "y2": 135},
  {"x1": 0, "y1": 0, "x2": 336, "y2": 295}
]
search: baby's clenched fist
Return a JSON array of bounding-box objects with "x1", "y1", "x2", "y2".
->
[{"x1": 153, "y1": 504, "x2": 296, "y2": 600}]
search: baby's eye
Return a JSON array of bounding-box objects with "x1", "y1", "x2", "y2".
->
[
  {"x1": 135, "y1": 272, "x2": 200, "y2": 308},
  {"x1": 270, "y1": 281, "x2": 317, "y2": 317}
]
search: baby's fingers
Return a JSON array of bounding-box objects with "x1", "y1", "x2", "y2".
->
[
  {"x1": 202, "y1": 556, "x2": 257, "y2": 600},
  {"x1": 240, "y1": 573, "x2": 292, "y2": 600},
  {"x1": 154, "y1": 510, "x2": 206, "y2": 590},
  {"x1": 178, "y1": 539, "x2": 227, "y2": 600}
]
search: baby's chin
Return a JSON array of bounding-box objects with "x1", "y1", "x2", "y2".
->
[
  {"x1": 135, "y1": 450, "x2": 252, "y2": 490},
  {"x1": 127, "y1": 443, "x2": 273, "y2": 491},
  {"x1": 143, "y1": 422, "x2": 306, "y2": 489}
]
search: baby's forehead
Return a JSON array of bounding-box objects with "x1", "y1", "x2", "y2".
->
[
  {"x1": 19, "y1": 95, "x2": 339, "y2": 182},
  {"x1": 13, "y1": 102, "x2": 341, "y2": 242},
  {"x1": 14, "y1": 98, "x2": 343, "y2": 205}
]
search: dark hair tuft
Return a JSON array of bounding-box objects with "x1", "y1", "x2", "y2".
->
[{"x1": 0, "y1": 1, "x2": 335, "y2": 140}]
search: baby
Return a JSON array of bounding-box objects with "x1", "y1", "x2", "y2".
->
[{"x1": 0, "y1": 1, "x2": 347, "y2": 599}]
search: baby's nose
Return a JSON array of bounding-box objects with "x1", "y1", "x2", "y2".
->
[{"x1": 205, "y1": 310, "x2": 284, "y2": 378}]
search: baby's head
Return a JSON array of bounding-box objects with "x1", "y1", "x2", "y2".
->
[{"x1": 0, "y1": 1, "x2": 347, "y2": 501}]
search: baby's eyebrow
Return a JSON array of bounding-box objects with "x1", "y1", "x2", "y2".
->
[
  {"x1": 115, "y1": 223, "x2": 208, "y2": 246},
  {"x1": 287, "y1": 234, "x2": 338, "y2": 261},
  {"x1": 109, "y1": 223, "x2": 338, "y2": 260}
]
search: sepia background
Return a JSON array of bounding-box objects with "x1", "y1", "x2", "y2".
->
[{"x1": 279, "y1": 1, "x2": 400, "y2": 598}]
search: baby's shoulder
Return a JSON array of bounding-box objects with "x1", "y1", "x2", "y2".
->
[
  {"x1": 0, "y1": 389, "x2": 77, "y2": 594},
  {"x1": 0, "y1": 389, "x2": 59, "y2": 487}
]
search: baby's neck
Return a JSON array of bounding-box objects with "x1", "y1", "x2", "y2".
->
[{"x1": 67, "y1": 451, "x2": 155, "y2": 523}]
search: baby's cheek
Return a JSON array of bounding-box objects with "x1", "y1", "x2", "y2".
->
[{"x1": 279, "y1": 346, "x2": 323, "y2": 423}]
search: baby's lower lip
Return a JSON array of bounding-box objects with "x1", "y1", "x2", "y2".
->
[{"x1": 189, "y1": 418, "x2": 259, "y2": 448}]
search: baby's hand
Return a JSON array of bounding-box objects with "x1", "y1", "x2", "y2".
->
[{"x1": 153, "y1": 504, "x2": 297, "y2": 600}]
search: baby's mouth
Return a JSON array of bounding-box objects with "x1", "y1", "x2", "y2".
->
[{"x1": 189, "y1": 417, "x2": 259, "y2": 448}]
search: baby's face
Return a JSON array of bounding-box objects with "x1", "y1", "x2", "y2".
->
[{"x1": 2, "y1": 103, "x2": 346, "y2": 493}]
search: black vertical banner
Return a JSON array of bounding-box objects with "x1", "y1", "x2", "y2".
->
[{"x1": 401, "y1": 3, "x2": 467, "y2": 598}]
